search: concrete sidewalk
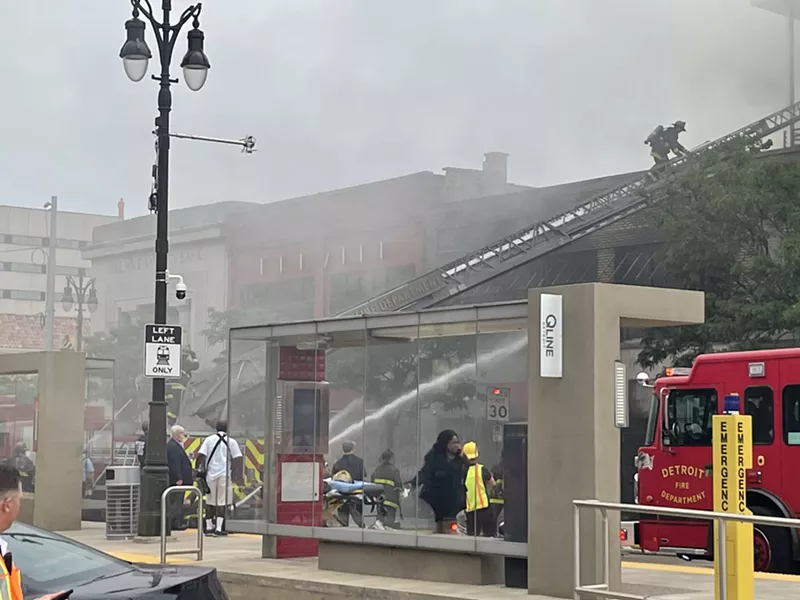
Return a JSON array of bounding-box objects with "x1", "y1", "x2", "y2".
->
[{"x1": 58, "y1": 523, "x2": 800, "y2": 600}]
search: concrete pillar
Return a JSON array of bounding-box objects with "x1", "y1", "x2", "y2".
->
[
  {"x1": 527, "y1": 283, "x2": 704, "y2": 598},
  {"x1": 0, "y1": 351, "x2": 86, "y2": 531}
]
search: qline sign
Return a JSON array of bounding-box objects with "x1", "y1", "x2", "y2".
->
[
  {"x1": 540, "y1": 293, "x2": 563, "y2": 378},
  {"x1": 143, "y1": 324, "x2": 182, "y2": 379}
]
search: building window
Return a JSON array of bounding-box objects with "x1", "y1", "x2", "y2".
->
[
  {"x1": 328, "y1": 265, "x2": 415, "y2": 315},
  {"x1": 744, "y1": 386, "x2": 774, "y2": 445},
  {"x1": 2, "y1": 234, "x2": 87, "y2": 251},
  {"x1": 240, "y1": 277, "x2": 316, "y2": 322},
  {"x1": 782, "y1": 385, "x2": 800, "y2": 445},
  {"x1": 613, "y1": 243, "x2": 666, "y2": 286},
  {"x1": 5, "y1": 290, "x2": 45, "y2": 301},
  {"x1": 1, "y1": 262, "x2": 45, "y2": 274}
]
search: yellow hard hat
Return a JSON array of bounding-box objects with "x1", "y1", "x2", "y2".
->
[{"x1": 462, "y1": 441, "x2": 479, "y2": 460}]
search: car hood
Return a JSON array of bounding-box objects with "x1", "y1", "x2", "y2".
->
[{"x1": 31, "y1": 565, "x2": 227, "y2": 600}]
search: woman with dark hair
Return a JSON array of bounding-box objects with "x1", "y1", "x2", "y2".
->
[{"x1": 406, "y1": 429, "x2": 466, "y2": 533}]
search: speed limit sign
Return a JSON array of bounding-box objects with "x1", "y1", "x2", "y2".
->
[{"x1": 487, "y1": 387, "x2": 510, "y2": 422}]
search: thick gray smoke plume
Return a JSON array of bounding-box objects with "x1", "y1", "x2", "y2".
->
[{"x1": 0, "y1": 0, "x2": 791, "y2": 213}]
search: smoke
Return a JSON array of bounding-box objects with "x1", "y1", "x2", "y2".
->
[{"x1": 0, "y1": 0, "x2": 793, "y2": 211}]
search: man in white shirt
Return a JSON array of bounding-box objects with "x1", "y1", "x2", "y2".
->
[{"x1": 196, "y1": 420, "x2": 243, "y2": 536}]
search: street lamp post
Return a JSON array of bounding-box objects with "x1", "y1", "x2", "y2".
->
[
  {"x1": 119, "y1": 0, "x2": 211, "y2": 538},
  {"x1": 61, "y1": 276, "x2": 98, "y2": 352}
]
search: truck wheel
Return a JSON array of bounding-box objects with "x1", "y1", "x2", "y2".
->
[{"x1": 750, "y1": 506, "x2": 793, "y2": 573}]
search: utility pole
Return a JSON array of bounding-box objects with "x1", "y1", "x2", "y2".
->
[
  {"x1": 44, "y1": 196, "x2": 58, "y2": 351},
  {"x1": 120, "y1": 0, "x2": 211, "y2": 538}
]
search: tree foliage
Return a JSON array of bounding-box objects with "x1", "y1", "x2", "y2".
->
[
  {"x1": 637, "y1": 138, "x2": 800, "y2": 367},
  {"x1": 83, "y1": 313, "x2": 150, "y2": 426}
]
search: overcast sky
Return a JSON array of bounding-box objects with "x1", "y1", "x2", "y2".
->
[{"x1": 0, "y1": 0, "x2": 791, "y2": 217}]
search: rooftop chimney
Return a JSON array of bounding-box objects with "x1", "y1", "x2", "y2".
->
[
  {"x1": 482, "y1": 152, "x2": 508, "y2": 194},
  {"x1": 117, "y1": 198, "x2": 125, "y2": 220}
]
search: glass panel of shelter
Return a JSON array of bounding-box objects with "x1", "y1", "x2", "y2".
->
[
  {"x1": 226, "y1": 309, "x2": 530, "y2": 553},
  {"x1": 82, "y1": 360, "x2": 115, "y2": 514},
  {"x1": 362, "y1": 318, "x2": 421, "y2": 545},
  {"x1": 227, "y1": 334, "x2": 269, "y2": 529},
  {"x1": 475, "y1": 324, "x2": 528, "y2": 546}
]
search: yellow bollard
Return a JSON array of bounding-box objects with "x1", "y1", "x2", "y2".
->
[{"x1": 712, "y1": 412, "x2": 754, "y2": 600}]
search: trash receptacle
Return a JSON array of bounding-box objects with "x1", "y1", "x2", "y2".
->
[{"x1": 105, "y1": 466, "x2": 140, "y2": 540}]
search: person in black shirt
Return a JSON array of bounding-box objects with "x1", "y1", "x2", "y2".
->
[
  {"x1": 406, "y1": 429, "x2": 466, "y2": 534},
  {"x1": 167, "y1": 425, "x2": 193, "y2": 531},
  {"x1": 332, "y1": 441, "x2": 365, "y2": 481},
  {"x1": 331, "y1": 441, "x2": 365, "y2": 527}
]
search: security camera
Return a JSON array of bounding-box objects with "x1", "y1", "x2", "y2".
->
[{"x1": 165, "y1": 270, "x2": 187, "y2": 300}]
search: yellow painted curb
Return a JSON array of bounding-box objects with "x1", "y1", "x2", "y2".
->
[
  {"x1": 623, "y1": 561, "x2": 800, "y2": 582},
  {"x1": 111, "y1": 551, "x2": 189, "y2": 564}
]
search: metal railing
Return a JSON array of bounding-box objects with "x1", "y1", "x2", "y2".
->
[
  {"x1": 160, "y1": 486, "x2": 204, "y2": 564},
  {"x1": 573, "y1": 499, "x2": 800, "y2": 600}
]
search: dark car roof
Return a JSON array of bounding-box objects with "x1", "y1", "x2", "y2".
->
[{"x1": 2, "y1": 523, "x2": 223, "y2": 599}]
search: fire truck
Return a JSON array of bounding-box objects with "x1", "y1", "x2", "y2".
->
[{"x1": 626, "y1": 348, "x2": 800, "y2": 573}]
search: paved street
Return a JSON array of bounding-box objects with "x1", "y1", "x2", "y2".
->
[{"x1": 55, "y1": 522, "x2": 800, "y2": 599}]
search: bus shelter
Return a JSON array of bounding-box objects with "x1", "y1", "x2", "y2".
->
[{"x1": 225, "y1": 302, "x2": 528, "y2": 582}]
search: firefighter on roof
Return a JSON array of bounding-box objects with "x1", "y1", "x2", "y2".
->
[{"x1": 645, "y1": 120, "x2": 688, "y2": 169}]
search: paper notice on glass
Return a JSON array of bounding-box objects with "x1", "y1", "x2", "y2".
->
[{"x1": 280, "y1": 462, "x2": 320, "y2": 502}]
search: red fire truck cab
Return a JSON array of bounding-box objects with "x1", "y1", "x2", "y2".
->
[{"x1": 630, "y1": 348, "x2": 800, "y2": 573}]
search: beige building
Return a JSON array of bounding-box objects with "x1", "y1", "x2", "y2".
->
[
  {"x1": 0, "y1": 203, "x2": 118, "y2": 352},
  {"x1": 83, "y1": 202, "x2": 253, "y2": 365}
]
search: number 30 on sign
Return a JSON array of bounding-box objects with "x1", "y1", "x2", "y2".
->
[{"x1": 487, "y1": 387, "x2": 510, "y2": 422}]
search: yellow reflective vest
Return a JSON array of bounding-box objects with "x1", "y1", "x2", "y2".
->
[
  {"x1": 0, "y1": 551, "x2": 22, "y2": 600},
  {"x1": 465, "y1": 464, "x2": 489, "y2": 512}
]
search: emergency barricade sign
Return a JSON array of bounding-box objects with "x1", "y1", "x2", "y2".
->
[
  {"x1": 712, "y1": 412, "x2": 754, "y2": 600},
  {"x1": 143, "y1": 324, "x2": 182, "y2": 379}
]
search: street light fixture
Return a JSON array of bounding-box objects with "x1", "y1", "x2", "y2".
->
[
  {"x1": 120, "y1": 14, "x2": 152, "y2": 82},
  {"x1": 61, "y1": 276, "x2": 98, "y2": 352},
  {"x1": 119, "y1": 1, "x2": 210, "y2": 91},
  {"x1": 119, "y1": 0, "x2": 211, "y2": 539},
  {"x1": 180, "y1": 27, "x2": 211, "y2": 92}
]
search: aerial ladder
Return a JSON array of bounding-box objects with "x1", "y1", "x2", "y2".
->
[{"x1": 337, "y1": 102, "x2": 800, "y2": 317}]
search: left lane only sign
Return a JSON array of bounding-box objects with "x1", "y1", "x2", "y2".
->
[{"x1": 143, "y1": 324, "x2": 183, "y2": 379}]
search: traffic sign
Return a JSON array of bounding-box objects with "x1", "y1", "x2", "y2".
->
[
  {"x1": 143, "y1": 324, "x2": 183, "y2": 379},
  {"x1": 487, "y1": 387, "x2": 510, "y2": 422}
]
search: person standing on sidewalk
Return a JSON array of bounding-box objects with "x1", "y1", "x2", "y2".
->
[
  {"x1": 462, "y1": 441, "x2": 495, "y2": 537},
  {"x1": 135, "y1": 422, "x2": 148, "y2": 468},
  {"x1": 195, "y1": 421, "x2": 243, "y2": 537},
  {"x1": 167, "y1": 425, "x2": 193, "y2": 531}
]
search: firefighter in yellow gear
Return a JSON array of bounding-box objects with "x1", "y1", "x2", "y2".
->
[
  {"x1": 462, "y1": 441, "x2": 495, "y2": 537},
  {"x1": 371, "y1": 449, "x2": 402, "y2": 529}
]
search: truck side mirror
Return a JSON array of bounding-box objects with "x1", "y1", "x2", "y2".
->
[{"x1": 662, "y1": 429, "x2": 672, "y2": 446}]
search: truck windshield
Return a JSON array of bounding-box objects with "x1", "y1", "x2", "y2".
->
[
  {"x1": 665, "y1": 388, "x2": 717, "y2": 446},
  {"x1": 644, "y1": 394, "x2": 659, "y2": 446}
]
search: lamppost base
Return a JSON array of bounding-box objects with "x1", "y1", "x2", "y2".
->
[{"x1": 137, "y1": 464, "x2": 170, "y2": 538}]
